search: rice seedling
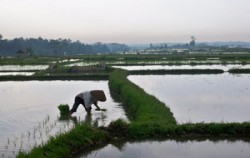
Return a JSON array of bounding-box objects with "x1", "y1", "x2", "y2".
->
[{"x1": 58, "y1": 104, "x2": 70, "y2": 116}]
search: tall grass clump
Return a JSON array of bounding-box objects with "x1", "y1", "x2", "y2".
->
[{"x1": 109, "y1": 69, "x2": 176, "y2": 125}]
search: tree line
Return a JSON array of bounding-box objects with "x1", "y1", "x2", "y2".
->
[{"x1": 0, "y1": 34, "x2": 130, "y2": 56}]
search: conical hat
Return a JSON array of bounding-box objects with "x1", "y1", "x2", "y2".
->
[{"x1": 90, "y1": 90, "x2": 106, "y2": 102}]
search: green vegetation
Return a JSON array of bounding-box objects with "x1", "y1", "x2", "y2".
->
[
  {"x1": 18, "y1": 124, "x2": 109, "y2": 158},
  {"x1": 4, "y1": 54, "x2": 249, "y2": 157},
  {"x1": 228, "y1": 68, "x2": 250, "y2": 74},
  {"x1": 0, "y1": 56, "x2": 59, "y2": 65},
  {"x1": 2, "y1": 53, "x2": 250, "y2": 66},
  {"x1": 109, "y1": 70, "x2": 250, "y2": 139},
  {"x1": 0, "y1": 74, "x2": 109, "y2": 81},
  {"x1": 109, "y1": 69, "x2": 176, "y2": 125},
  {"x1": 129, "y1": 69, "x2": 224, "y2": 75},
  {"x1": 58, "y1": 104, "x2": 70, "y2": 116},
  {"x1": 17, "y1": 68, "x2": 250, "y2": 158}
]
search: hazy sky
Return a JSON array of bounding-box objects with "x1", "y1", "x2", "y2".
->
[{"x1": 0, "y1": 0, "x2": 250, "y2": 43}]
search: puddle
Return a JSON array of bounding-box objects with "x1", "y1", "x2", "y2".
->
[
  {"x1": 128, "y1": 73, "x2": 250, "y2": 123},
  {"x1": 0, "y1": 80, "x2": 128, "y2": 157}
]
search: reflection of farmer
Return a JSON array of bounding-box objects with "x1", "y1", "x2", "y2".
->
[{"x1": 69, "y1": 90, "x2": 106, "y2": 115}]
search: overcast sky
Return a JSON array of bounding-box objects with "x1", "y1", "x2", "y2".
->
[{"x1": 0, "y1": 0, "x2": 250, "y2": 43}]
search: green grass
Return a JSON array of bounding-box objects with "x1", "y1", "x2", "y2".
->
[
  {"x1": 129, "y1": 69, "x2": 224, "y2": 75},
  {"x1": 0, "y1": 74, "x2": 109, "y2": 81},
  {"x1": 16, "y1": 66, "x2": 250, "y2": 158},
  {"x1": 17, "y1": 124, "x2": 109, "y2": 158},
  {"x1": 109, "y1": 69, "x2": 176, "y2": 125},
  {"x1": 228, "y1": 68, "x2": 250, "y2": 73},
  {"x1": 0, "y1": 56, "x2": 59, "y2": 65}
]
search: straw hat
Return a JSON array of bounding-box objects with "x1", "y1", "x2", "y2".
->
[{"x1": 90, "y1": 90, "x2": 106, "y2": 102}]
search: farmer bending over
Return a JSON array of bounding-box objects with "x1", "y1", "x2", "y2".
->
[{"x1": 69, "y1": 90, "x2": 106, "y2": 115}]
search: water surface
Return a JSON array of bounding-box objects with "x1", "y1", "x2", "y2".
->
[
  {"x1": 114, "y1": 64, "x2": 250, "y2": 71},
  {"x1": 80, "y1": 139, "x2": 250, "y2": 158},
  {"x1": 128, "y1": 73, "x2": 250, "y2": 123},
  {"x1": 0, "y1": 80, "x2": 127, "y2": 157},
  {"x1": 0, "y1": 65, "x2": 48, "y2": 71},
  {"x1": 0, "y1": 72, "x2": 34, "y2": 76}
]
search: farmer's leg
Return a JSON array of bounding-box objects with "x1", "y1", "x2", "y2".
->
[
  {"x1": 85, "y1": 107, "x2": 92, "y2": 114},
  {"x1": 70, "y1": 96, "x2": 83, "y2": 113},
  {"x1": 78, "y1": 99, "x2": 92, "y2": 113}
]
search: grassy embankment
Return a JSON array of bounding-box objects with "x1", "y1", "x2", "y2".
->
[
  {"x1": 109, "y1": 69, "x2": 250, "y2": 139},
  {"x1": 17, "y1": 124, "x2": 109, "y2": 158},
  {"x1": 18, "y1": 69, "x2": 250, "y2": 158},
  {"x1": 2, "y1": 53, "x2": 250, "y2": 80},
  {"x1": 0, "y1": 61, "x2": 112, "y2": 81},
  {"x1": 228, "y1": 68, "x2": 250, "y2": 74},
  {"x1": 129, "y1": 69, "x2": 224, "y2": 75},
  {"x1": 0, "y1": 56, "x2": 60, "y2": 65}
]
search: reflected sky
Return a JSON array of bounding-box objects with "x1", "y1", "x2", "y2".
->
[
  {"x1": 0, "y1": 80, "x2": 128, "y2": 157},
  {"x1": 128, "y1": 73, "x2": 250, "y2": 123},
  {"x1": 113, "y1": 64, "x2": 250, "y2": 71},
  {"x1": 0, "y1": 65, "x2": 48, "y2": 71},
  {"x1": 0, "y1": 72, "x2": 34, "y2": 76},
  {"x1": 80, "y1": 140, "x2": 250, "y2": 158}
]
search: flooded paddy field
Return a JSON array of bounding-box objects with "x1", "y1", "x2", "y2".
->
[
  {"x1": 0, "y1": 72, "x2": 35, "y2": 76},
  {"x1": 128, "y1": 73, "x2": 250, "y2": 123},
  {"x1": 0, "y1": 65, "x2": 48, "y2": 77},
  {"x1": 79, "y1": 139, "x2": 250, "y2": 158},
  {"x1": 113, "y1": 64, "x2": 250, "y2": 71},
  {"x1": 0, "y1": 65, "x2": 48, "y2": 71},
  {"x1": 0, "y1": 80, "x2": 127, "y2": 157}
]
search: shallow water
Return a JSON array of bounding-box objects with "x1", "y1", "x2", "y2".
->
[
  {"x1": 0, "y1": 80, "x2": 127, "y2": 157},
  {"x1": 113, "y1": 64, "x2": 250, "y2": 71},
  {"x1": 80, "y1": 139, "x2": 250, "y2": 158},
  {"x1": 0, "y1": 65, "x2": 48, "y2": 71},
  {"x1": 0, "y1": 72, "x2": 34, "y2": 76},
  {"x1": 128, "y1": 73, "x2": 250, "y2": 123}
]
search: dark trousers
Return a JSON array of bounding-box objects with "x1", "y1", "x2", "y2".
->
[{"x1": 70, "y1": 96, "x2": 85, "y2": 113}]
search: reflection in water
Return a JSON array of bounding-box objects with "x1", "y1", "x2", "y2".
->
[
  {"x1": 58, "y1": 113, "x2": 100, "y2": 128},
  {"x1": 79, "y1": 139, "x2": 250, "y2": 158},
  {"x1": 0, "y1": 65, "x2": 48, "y2": 71},
  {"x1": 0, "y1": 72, "x2": 35, "y2": 76},
  {"x1": 113, "y1": 64, "x2": 250, "y2": 71},
  {"x1": 128, "y1": 73, "x2": 250, "y2": 123},
  {"x1": 0, "y1": 81, "x2": 128, "y2": 157}
]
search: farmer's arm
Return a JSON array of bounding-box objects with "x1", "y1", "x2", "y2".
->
[{"x1": 93, "y1": 101, "x2": 100, "y2": 110}]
